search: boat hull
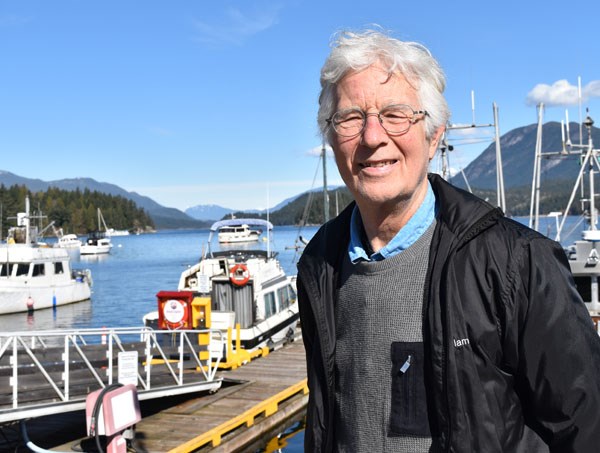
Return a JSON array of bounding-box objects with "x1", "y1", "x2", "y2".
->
[
  {"x1": 0, "y1": 281, "x2": 91, "y2": 314},
  {"x1": 80, "y1": 244, "x2": 111, "y2": 255}
]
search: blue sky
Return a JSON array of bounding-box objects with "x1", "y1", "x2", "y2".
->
[{"x1": 1, "y1": 1, "x2": 599, "y2": 212}]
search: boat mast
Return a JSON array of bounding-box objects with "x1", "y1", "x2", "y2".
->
[
  {"x1": 493, "y1": 103, "x2": 506, "y2": 211},
  {"x1": 529, "y1": 103, "x2": 544, "y2": 231},
  {"x1": 25, "y1": 197, "x2": 30, "y2": 245},
  {"x1": 443, "y1": 93, "x2": 504, "y2": 211}
]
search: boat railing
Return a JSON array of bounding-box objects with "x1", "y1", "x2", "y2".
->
[{"x1": 0, "y1": 326, "x2": 224, "y2": 423}]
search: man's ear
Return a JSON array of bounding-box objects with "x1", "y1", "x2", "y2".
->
[{"x1": 428, "y1": 126, "x2": 445, "y2": 160}]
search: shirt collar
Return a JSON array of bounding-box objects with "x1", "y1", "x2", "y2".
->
[{"x1": 348, "y1": 182, "x2": 436, "y2": 263}]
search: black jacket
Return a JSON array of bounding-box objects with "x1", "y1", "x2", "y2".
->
[{"x1": 297, "y1": 174, "x2": 600, "y2": 452}]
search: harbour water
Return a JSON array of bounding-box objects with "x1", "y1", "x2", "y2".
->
[{"x1": 0, "y1": 225, "x2": 316, "y2": 333}]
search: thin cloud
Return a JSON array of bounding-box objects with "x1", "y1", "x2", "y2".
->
[
  {"x1": 526, "y1": 79, "x2": 600, "y2": 106},
  {"x1": 132, "y1": 179, "x2": 318, "y2": 195},
  {"x1": 147, "y1": 126, "x2": 173, "y2": 136},
  {"x1": 306, "y1": 144, "x2": 334, "y2": 157},
  {"x1": 192, "y1": 4, "x2": 282, "y2": 46},
  {"x1": 0, "y1": 14, "x2": 31, "y2": 27}
]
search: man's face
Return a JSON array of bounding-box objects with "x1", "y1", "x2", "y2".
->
[{"x1": 330, "y1": 64, "x2": 441, "y2": 212}]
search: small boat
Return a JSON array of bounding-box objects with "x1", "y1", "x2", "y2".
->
[
  {"x1": 80, "y1": 231, "x2": 112, "y2": 255},
  {"x1": 144, "y1": 218, "x2": 299, "y2": 357},
  {"x1": 0, "y1": 198, "x2": 92, "y2": 315},
  {"x1": 55, "y1": 233, "x2": 82, "y2": 250},
  {"x1": 80, "y1": 208, "x2": 112, "y2": 255},
  {"x1": 105, "y1": 228, "x2": 130, "y2": 237},
  {"x1": 215, "y1": 219, "x2": 263, "y2": 244}
]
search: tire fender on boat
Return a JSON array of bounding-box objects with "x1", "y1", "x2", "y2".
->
[{"x1": 229, "y1": 264, "x2": 250, "y2": 287}]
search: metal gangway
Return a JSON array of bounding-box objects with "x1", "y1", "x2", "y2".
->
[{"x1": 0, "y1": 326, "x2": 224, "y2": 423}]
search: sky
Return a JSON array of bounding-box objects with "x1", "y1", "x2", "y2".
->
[{"x1": 1, "y1": 1, "x2": 599, "y2": 212}]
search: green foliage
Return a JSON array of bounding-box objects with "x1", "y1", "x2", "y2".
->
[{"x1": 0, "y1": 184, "x2": 155, "y2": 236}]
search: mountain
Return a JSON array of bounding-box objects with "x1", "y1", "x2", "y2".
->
[
  {"x1": 185, "y1": 204, "x2": 232, "y2": 221},
  {"x1": 450, "y1": 122, "x2": 600, "y2": 190},
  {"x1": 0, "y1": 171, "x2": 209, "y2": 229},
  {"x1": 186, "y1": 186, "x2": 343, "y2": 222}
]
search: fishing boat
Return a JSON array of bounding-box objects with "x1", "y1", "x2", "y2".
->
[
  {"x1": 144, "y1": 218, "x2": 299, "y2": 356},
  {"x1": 530, "y1": 105, "x2": 600, "y2": 328},
  {"x1": 0, "y1": 198, "x2": 92, "y2": 315},
  {"x1": 216, "y1": 219, "x2": 263, "y2": 243},
  {"x1": 80, "y1": 208, "x2": 112, "y2": 255}
]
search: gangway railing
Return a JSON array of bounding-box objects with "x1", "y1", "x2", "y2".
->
[{"x1": 0, "y1": 326, "x2": 224, "y2": 423}]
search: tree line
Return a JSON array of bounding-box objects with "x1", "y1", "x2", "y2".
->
[{"x1": 0, "y1": 184, "x2": 155, "y2": 237}]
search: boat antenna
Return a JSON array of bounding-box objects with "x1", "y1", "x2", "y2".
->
[
  {"x1": 578, "y1": 76, "x2": 583, "y2": 146},
  {"x1": 266, "y1": 183, "x2": 271, "y2": 258},
  {"x1": 565, "y1": 109, "x2": 572, "y2": 147},
  {"x1": 471, "y1": 90, "x2": 476, "y2": 126}
]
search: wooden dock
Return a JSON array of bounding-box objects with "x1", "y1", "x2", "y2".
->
[{"x1": 6, "y1": 337, "x2": 308, "y2": 452}]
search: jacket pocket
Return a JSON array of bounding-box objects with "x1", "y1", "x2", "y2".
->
[{"x1": 389, "y1": 341, "x2": 431, "y2": 437}]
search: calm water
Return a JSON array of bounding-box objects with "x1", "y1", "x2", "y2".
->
[{"x1": 0, "y1": 225, "x2": 316, "y2": 333}]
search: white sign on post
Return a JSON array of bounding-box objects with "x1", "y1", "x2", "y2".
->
[
  {"x1": 118, "y1": 351, "x2": 138, "y2": 386},
  {"x1": 198, "y1": 274, "x2": 210, "y2": 293}
]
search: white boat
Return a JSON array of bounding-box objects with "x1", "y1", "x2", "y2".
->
[
  {"x1": 105, "y1": 228, "x2": 130, "y2": 237},
  {"x1": 144, "y1": 218, "x2": 299, "y2": 353},
  {"x1": 215, "y1": 219, "x2": 263, "y2": 244},
  {"x1": 80, "y1": 232, "x2": 112, "y2": 255},
  {"x1": 0, "y1": 198, "x2": 92, "y2": 315},
  {"x1": 55, "y1": 233, "x2": 82, "y2": 250},
  {"x1": 530, "y1": 106, "x2": 600, "y2": 328},
  {"x1": 80, "y1": 208, "x2": 113, "y2": 255}
]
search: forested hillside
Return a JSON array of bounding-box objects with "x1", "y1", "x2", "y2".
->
[{"x1": 0, "y1": 184, "x2": 155, "y2": 236}]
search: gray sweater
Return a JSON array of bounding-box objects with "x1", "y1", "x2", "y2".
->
[{"x1": 333, "y1": 221, "x2": 435, "y2": 452}]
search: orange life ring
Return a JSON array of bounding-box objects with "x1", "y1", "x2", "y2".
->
[
  {"x1": 162, "y1": 298, "x2": 188, "y2": 330},
  {"x1": 229, "y1": 263, "x2": 250, "y2": 287}
]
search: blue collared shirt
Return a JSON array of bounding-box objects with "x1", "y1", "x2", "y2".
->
[{"x1": 348, "y1": 182, "x2": 437, "y2": 263}]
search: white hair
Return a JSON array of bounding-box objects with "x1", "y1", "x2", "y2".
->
[{"x1": 318, "y1": 29, "x2": 450, "y2": 142}]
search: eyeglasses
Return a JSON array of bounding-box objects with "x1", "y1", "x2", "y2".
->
[{"x1": 326, "y1": 104, "x2": 428, "y2": 137}]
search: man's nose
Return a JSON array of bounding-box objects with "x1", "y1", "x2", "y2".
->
[{"x1": 361, "y1": 113, "x2": 388, "y2": 147}]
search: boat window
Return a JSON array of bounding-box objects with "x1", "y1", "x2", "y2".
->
[
  {"x1": 32, "y1": 263, "x2": 45, "y2": 277},
  {"x1": 54, "y1": 262, "x2": 64, "y2": 274},
  {"x1": 264, "y1": 291, "x2": 277, "y2": 317},
  {"x1": 15, "y1": 263, "x2": 30, "y2": 277},
  {"x1": 277, "y1": 284, "x2": 297, "y2": 310},
  {"x1": 0, "y1": 264, "x2": 9, "y2": 277}
]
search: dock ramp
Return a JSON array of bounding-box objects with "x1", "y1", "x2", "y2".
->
[{"x1": 0, "y1": 327, "x2": 223, "y2": 423}]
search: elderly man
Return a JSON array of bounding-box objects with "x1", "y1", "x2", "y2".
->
[{"x1": 297, "y1": 29, "x2": 600, "y2": 453}]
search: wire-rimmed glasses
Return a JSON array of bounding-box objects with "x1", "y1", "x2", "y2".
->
[{"x1": 326, "y1": 104, "x2": 428, "y2": 137}]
